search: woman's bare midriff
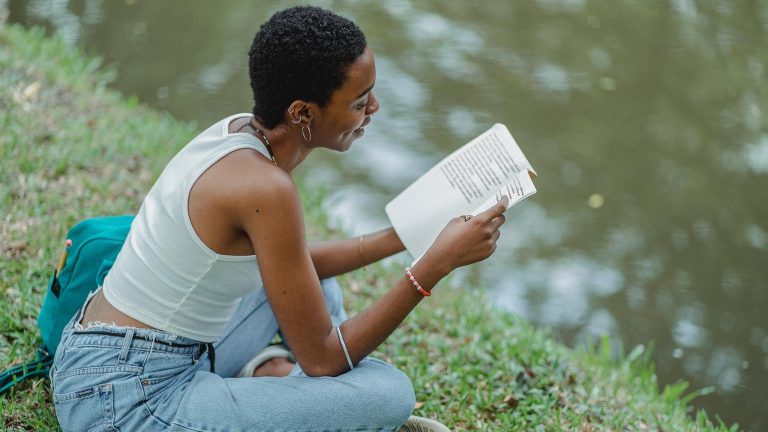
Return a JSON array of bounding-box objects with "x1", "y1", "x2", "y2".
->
[{"x1": 80, "y1": 290, "x2": 156, "y2": 330}]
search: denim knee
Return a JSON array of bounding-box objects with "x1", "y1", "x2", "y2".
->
[
  {"x1": 320, "y1": 277, "x2": 348, "y2": 324},
  {"x1": 356, "y1": 358, "x2": 416, "y2": 427}
]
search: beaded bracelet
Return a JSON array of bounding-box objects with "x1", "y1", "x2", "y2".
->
[{"x1": 405, "y1": 267, "x2": 431, "y2": 296}]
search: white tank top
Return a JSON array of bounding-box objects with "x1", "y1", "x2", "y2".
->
[{"x1": 103, "y1": 114, "x2": 271, "y2": 342}]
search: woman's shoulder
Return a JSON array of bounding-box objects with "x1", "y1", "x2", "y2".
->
[
  {"x1": 197, "y1": 148, "x2": 297, "y2": 209},
  {"x1": 187, "y1": 146, "x2": 301, "y2": 247}
]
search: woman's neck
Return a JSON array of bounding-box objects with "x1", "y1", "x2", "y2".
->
[
  {"x1": 261, "y1": 124, "x2": 314, "y2": 173},
  {"x1": 238, "y1": 117, "x2": 313, "y2": 173}
]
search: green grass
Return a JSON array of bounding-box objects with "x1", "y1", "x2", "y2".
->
[{"x1": 0, "y1": 23, "x2": 739, "y2": 431}]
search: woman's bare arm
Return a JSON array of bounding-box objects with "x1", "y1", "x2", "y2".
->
[
  {"x1": 229, "y1": 155, "x2": 507, "y2": 377},
  {"x1": 309, "y1": 227, "x2": 405, "y2": 279}
]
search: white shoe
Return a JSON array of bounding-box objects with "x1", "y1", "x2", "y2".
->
[
  {"x1": 235, "y1": 344, "x2": 295, "y2": 378},
  {"x1": 399, "y1": 415, "x2": 451, "y2": 432}
]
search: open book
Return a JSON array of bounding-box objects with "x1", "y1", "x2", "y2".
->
[{"x1": 385, "y1": 123, "x2": 537, "y2": 261}]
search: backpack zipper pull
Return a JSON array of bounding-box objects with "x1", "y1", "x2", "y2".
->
[
  {"x1": 51, "y1": 239, "x2": 72, "y2": 297},
  {"x1": 56, "y1": 239, "x2": 72, "y2": 274}
]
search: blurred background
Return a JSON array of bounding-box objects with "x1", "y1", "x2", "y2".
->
[{"x1": 4, "y1": 0, "x2": 767, "y2": 429}]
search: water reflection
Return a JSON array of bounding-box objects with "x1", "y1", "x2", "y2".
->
[{"x1": 6, "y1": 0, "x2": 768, "y2": 428}]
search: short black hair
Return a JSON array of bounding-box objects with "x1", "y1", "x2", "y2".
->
[{"x1": 248, "y1": 6, "x2": 367, "y2": 128}]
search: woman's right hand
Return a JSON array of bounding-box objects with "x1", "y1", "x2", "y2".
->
[{"x1": 423, "y1": 195, "x2": 509, "y2": 275}]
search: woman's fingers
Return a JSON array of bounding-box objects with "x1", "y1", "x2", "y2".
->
[
  {"x1": 477, "y1": 195, "x2": 509, "y2": 223},
  {"x1": 485, "y1": 230, "x2": 501, "y2": 256},
  {"x1": 478, "y1": 214, "x2": 506, "y2": 239},
  {"x1": 490, "y1": 214, "x2": 506, "y2": 231},
  {"x1": 431, "y1": 196, "x2": 509, "y2": 269}
]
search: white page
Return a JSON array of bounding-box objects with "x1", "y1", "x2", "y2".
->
[
  {"x1": 385, "y1": 124, "x2": 537, "y2": 259},
  {"x1": 471, "y1": 170, "x2": 537, "y2": 217}
]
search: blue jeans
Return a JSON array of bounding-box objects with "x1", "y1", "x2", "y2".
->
[{"x1": 51, "y1": 278, "x2": 415, "y2": 431}]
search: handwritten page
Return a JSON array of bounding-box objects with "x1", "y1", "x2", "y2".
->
[{"x1": 385, "y1": 124, "x2": 537, "y2": 259}]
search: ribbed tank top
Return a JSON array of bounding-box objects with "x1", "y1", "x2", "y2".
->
[{"x1": 103, "y1": 114, "x2": 271, "y2": 342}]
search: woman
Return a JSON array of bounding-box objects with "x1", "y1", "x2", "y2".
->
[{"x1": 51, "y1": 6, "x2": 508, "y2": 432}]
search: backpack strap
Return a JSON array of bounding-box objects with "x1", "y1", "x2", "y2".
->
[{"x1": 0, "y1": 347, "x2": 54, "y2": 396}]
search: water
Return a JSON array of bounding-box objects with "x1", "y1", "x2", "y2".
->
[{"x1": 5, "y1": 0, "x2": 768, "y2": 428}]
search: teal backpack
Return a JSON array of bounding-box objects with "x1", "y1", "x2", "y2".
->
[{"x1": 0, "y1": 215, "x2": 134, "y2": 395}]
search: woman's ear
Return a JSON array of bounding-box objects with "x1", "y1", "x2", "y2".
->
[{"x1": 286, "y1": 101, "x2": 314, "y2": 125}]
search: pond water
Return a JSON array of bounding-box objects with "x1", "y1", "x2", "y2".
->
[{"x1": 5, "y1": 0, "x2": 768, "y2": 428}]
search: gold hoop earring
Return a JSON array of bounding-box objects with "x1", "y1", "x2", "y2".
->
[
  {"x1": 301, "y1": 123, "x2": 312, "y2": 142},
  {"x1": 291, "y1": 116, "x2": 301, "y2": 125}
]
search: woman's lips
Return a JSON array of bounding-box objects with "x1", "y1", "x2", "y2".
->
[{"x1": 353, "y1": 116, "x2": 372, "y2": 136}]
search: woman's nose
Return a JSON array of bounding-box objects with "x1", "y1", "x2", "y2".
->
[{"x1": 366, "y1": 92, "x2": 380, "y2": 116}]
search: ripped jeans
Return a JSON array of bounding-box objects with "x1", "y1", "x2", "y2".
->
[{"x1": 50, "y1": 278, "x2": 415, "y2": 432}]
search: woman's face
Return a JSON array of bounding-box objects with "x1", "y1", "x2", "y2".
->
[{"x1": 310, "y1": 46, "x2": 379, "y2": 152}]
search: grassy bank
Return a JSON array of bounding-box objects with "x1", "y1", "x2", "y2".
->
[{"x1": 0, "y1": 23, "x2": 738, "y2": 431}]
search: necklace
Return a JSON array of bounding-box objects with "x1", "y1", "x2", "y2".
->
[{"x1": 235, "y1": 118, "x2": 278, "y2": 166}]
